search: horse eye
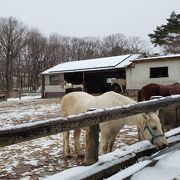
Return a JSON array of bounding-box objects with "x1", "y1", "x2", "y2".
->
[{"x1": 152, "y1": 126, "x2": 157, "y2": 130}]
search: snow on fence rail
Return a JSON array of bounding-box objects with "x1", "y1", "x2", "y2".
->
[
  {"x1": 45, "y1": 128, "x2": 180, "y2": 180},
  {"x1": 0, "y1": 95, "x2": 180, "y2": 165}
]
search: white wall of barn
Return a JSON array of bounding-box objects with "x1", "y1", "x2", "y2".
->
[
  {"x1": 45, "y1": 85, "x2": 64, "y2": 92},
  {"x1": 126, "y1": 59, "x2": 180, "y2": 90},
  {"x1": 44, "y1": 74, "x2": 64, "y2": 92}
]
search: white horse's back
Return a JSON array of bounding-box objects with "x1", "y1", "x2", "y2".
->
[
  {"x1": 61, "y1": 91, "x2": 95, "y2": 116},
  {"x1": 61, "y1": 91, "x2": 135, "y2": 115}
]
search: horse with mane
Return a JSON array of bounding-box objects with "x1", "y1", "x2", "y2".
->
[
  {"x1": 62, "y1": 80, "x2": 73, "y2": 89},
  {"x1": 62, "y1": 80, "x2": 82, "y2": 93},
  {"x1": 61, "y1": 91, "x2": 167, "y2": 157},
  {"x1": 138, "y1": 82, "x2": 180, "y2": 101}
]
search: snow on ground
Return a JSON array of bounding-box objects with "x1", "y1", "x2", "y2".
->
[
  {"x1": 131, "y1": 150, "x2": 180, "y2": 180},
  {"x1": 0, "y1": 96, "x2": 60, "y2": 127},
  {"x1": 106, "y1": 150, "x2": 180, "y2": 180},
  {"x1": 7, "y1": 95, "x2": 41, "y2": 102},
  {"x1": 45, "y1": 129, "x2": 180, "y2": 180},
  {"x1": 0, "y1": 97, "x2": 138, "y2": 179},
  {"x1": 45, "y1": 140, "x2": 152, "y2": 180}
]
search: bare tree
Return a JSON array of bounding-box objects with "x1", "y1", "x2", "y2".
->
[
  {"x1": 78, "y1": 37, "x2": 101, "y2": 59},
  {"x1": 0, "y1": 17, "x2": 27, "y2": 93},
  {"x1": 25, "y1": 29, "x2": 47, "y2": 91},
  {"x1": 102, "y1": 33, "x2": 129, "y2": 56},
  {"x1": 0, "y1": 51, "x2": 6, "y2": 88},
  {"x1": 127, "y1": 36, "x2": 151, "y2": 54},
  {"x1": 0, "y1": 16, "x2": 153, "y2": 95},
  {"x1": 45, "y1": 34, "x2": 70, "y2": 67}
]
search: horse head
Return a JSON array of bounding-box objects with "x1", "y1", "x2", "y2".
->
[
  {"x1": 62, "y1": 81, "x2": 73, "y2": 89},
  {"x1": 139, "y1": 112, "x2": 168, "y2": 150},
  {"x1": 62, "y1": 81, "x2": 67, "y2": 88}
]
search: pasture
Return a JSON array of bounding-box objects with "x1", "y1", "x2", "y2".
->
[{"x1": 0, "y1": 97, "x2": 138, "y2": 179}]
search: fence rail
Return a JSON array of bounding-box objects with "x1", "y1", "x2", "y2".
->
[
  {"x1": 0, "y1": 95, "x2": 180, "y2": 164},
  {"x1": 49, "y1": 130, "x2": 180, "y2": 180}
]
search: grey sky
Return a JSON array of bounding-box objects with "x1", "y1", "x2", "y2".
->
[{"x1": 0, "y1": 0, "x2": 179, "y2": 42}]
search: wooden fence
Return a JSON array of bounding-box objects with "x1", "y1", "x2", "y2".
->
[
  {"x1": 48, "y1": 130, "x2": 180, "y2": 179},
  {"x1": 0, "y1": 95, "x2": 180, "y2": 165}
]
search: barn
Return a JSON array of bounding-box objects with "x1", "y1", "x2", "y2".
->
[
  {"x1": 126, "y1": 54, "x2": 180, "y2": 91},
  {"x1": 41, "y1": 53, "x2": 180, "y2": 98},
  {"x1": 125, "y1": 54, "x2": 180, "y2": 130},
  {"x1": 41, "y1": 54, "x2": 141, "y2": 98}
]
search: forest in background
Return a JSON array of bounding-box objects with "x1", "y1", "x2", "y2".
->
[{"x1": 0, "y1": 11, "x2": 179, "y2": 94}]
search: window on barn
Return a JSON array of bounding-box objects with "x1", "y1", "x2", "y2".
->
[
  {"x1": 49, "y1": 74, "x2": 63, "y2": 85},
  {"x1": 150, "y1": 67, "x2": 169, "y2": 78}
]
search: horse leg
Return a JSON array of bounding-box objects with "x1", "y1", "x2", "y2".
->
[
  {"x1": 74, "y1": 128, "x2": 83, "y2": 157},
  {"x1": 137, "y1": 127, "x2": 143, "y2": 141},
  {"x1": 101, "y1": 139, "x2": 108, "y2": 154},
  {"x1": 63, "y1": 131, "x2": 70, "y2": 157},
  {"x1": 107, "y1": 136, "x2": 116, "y2": 153},
  {"x1": 100, "y1": 127, "x2": 118, "y2": 154},
  {"x1": 101, "y1": 134, "x2": 117, "y2": 154}
]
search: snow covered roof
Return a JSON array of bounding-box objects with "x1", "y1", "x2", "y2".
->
[
  {"x1": 132, "y1": 53, "x2": 180, "y2": 63},
  {"x1": 42, "y1": 54, "x2": 141, "y2": 74}
]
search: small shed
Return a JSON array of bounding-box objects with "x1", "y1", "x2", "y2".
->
[
  {"x1": 41, "y1": 54, "x2": 141, "y2": 98},
  {"x1": 126, "y1": 54, "x2": 180, "y2": 91}
]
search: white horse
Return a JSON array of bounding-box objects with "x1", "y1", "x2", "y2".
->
[
  {"x1": 61, "y1": 91, "x2": 168, "y2": 157},
  {"x1": 62, "y1": 80, "x2": 73, "y2": 89},
  {"x1": 62, "y1": 81, "x2": 83, "y2": 93}
]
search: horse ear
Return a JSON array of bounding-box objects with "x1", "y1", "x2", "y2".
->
[
  {"x1": 154, "y1": 109, "x2": 159, "y2": 116},
  {"x1": 143, "y1": 113, "x2": 150, "y2": 120}
]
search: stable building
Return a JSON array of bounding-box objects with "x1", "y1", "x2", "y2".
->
[
  {"x1": 41, "y1": 54, "x2": 141, "y2": 98},
  {"x1": 126, "y1": 54, "x2": 180, "y2": 91}
]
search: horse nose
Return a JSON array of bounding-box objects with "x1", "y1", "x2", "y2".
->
[
  {"x1": 159, "y1": 143, "x2": 167, "y2": 150},
  {"x1": 162, "y1": 144, "x2": 168, "y2": 149}
]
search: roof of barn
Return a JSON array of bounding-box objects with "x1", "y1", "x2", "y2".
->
[
  {"x1": 131, "y1": 53, "x2": 180, "y2": 63},
  {"x1": 42, "y1": 54, "x2": 141, "y2": 74}
]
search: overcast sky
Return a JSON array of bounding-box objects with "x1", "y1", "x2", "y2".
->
[{"x1": 0, "y1": 0, "x2": 179, "y2": 43}]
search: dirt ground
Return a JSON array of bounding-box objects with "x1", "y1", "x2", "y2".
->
[{"x1": 0, "y1": 97, "x2": 138, "y2": 180}]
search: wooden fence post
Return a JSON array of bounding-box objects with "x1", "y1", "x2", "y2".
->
[{"x1": 84, "y1": 124, "x2": 99, "y2": 165}]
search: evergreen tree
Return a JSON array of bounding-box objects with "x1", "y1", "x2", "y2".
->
[{"x1": 149, "y1": 11, "x2": 180, "y2": 54}]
